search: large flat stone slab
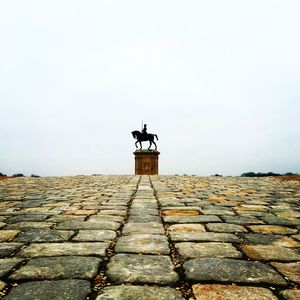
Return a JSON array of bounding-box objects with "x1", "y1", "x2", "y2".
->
[
  {"x1": 9, "y1": 256, "x2": 102, "y2": 280},
  {"x1": 183, "y1": 258, "x2": 286, "y2": 285},
  {"x1": 3, "y1": 279, "x2": 91, "y2": 300},
  {"x1": 175, "y1": 242, "x2": 242, "y2": 259},
  {"x1": 206, "y1": 223, "x2": 246, "y2": 233},
  {"x1": 73, "y1": 230, "x2": 116, "y2": 242},
  {"x1": 14, "y1": 229, "x2": 74, "y2": 242},
  {"x1": 96, "y1": 285, "x2": 184, "y2": 300},
  {"x1": 127, "y1": 215, "x2": 161, "y2": 222},
  {"x1": 192, "y1": 284, "x2": 278, "y2": 300},
  {"x1": 248, "y1": 225, "x2": 298, "y2": 235},
  {"x1": 164, "y1": 215, "x2": 221, "y2": 223},
  {"x1": 88, "y1": 215, "x2": 125, "y2": 223},
  {"x1": 0, "y1": 243, "x2": 23, "y2": 257},
  {"x1": 122, "y1": 222, "x2": 164, "y2": 235},
  {"x1": 241, "y1": 233, "x2": 300, "y2": 247},
  {"x1": 17, "y1": 242, "x2": 109, "y2": 257},
  {"x1": 222, "y1": 216, "x2": 264, "y2": 225},
  {"x1": 271, "y1": 262, "x2": 300, "y2": 284},
  {"x1": 107, "y1": 254, "x2": 179, "y2": 285},
  {"x1": 0, "y1": 258, "x2": 23, "y2": 278},
  {"x1": 242, "y1": 245, "x2": 300, "y2": 261},
  {"x1": 55, "y1": 220, "x2": 120, "y2": 230},
  {"x1": 170, "y1": 232, "x2": 240, "y2": 243},
  {"x1": 279, "y1": 289, "x2": 300, "y2": 300},
  {"x1": 5, "y1": 222, "x2": 54, "y2": 230},
  {"x1": 115, "y1": 234, "x2": 170, "y2": 254}
]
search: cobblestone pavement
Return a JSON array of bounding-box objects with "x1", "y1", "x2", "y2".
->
[{"x1": 0, "y1": 175, "x2": 299, "y2": 300}]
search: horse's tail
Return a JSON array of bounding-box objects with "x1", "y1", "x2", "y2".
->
[{"x1": 154, "y1": 134, "x2": 158, "y2": 140}]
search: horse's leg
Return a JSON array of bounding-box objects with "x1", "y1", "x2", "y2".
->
[
  {"x1": 135, "y1": 140, "x2": 138, "y2": 148},
  {"x1": 152, "y1": 141, "x2": 157, "y2": 150},
  {"x1": 139, "y1": 141, "x2": 142, "y2": 149},
  {"x1": 148, "y1": 141, "x2": 152, "y2": 150}
]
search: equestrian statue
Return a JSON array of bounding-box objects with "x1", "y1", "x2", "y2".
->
[{"x1": 131, "y1": 124, "x2": 158, "y2": 150}]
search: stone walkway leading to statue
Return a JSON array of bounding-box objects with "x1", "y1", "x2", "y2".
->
[{"x1": 0, "y1": 175, "x2": 299, "y2": 299}]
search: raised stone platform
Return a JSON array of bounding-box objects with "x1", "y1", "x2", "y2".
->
[{"x1": 0, "y1": 175, "x2": 299, "y2": 299}]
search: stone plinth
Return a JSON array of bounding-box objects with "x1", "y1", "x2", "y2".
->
[{"x1": 134, "y1": 150, "x2": 160, "y2": 175}]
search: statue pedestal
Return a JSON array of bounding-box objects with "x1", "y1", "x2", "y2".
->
[{"x1": 134, "y1": 149, "x2": 160, "y2": 175}]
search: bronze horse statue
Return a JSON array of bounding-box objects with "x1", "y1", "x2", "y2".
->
[{"x1": 131, "y1": 130, "x2": 158, "y2": 150}]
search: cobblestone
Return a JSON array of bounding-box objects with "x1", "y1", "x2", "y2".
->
[
  {"x1": 107, "y1": 253, "x2": 179, "y2": 284},
  {"x1": 183, "y1": 258, "x2": 287, "y2": 285},
  {"x1": 0, "y1": 174, "x2": 299, "y2": 299},
  {"x1": 2, "y1": 279, "x2": 91, "y2": 300},
  {"x1": 175, "y1": 242, "x2": 242, "y2": 259},
  {"x1": 96, "y1": 285, "x2": 184, "y2": 300},
  {"x1": 279, "y1": 289, "x2": 300, "y2": 300},
  {"x1": 9, "y1": 256, "x2": 102, "y2": 280},
  {"x1": 192, "y1": 284, "x2": 278, "y2": 300}
]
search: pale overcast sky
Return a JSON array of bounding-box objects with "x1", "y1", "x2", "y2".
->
[{"x1": 0, "y1": 1, "x2": 299, "y2": 176}]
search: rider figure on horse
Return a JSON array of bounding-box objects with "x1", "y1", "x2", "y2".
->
[{"x1": 142, "y1": 124, "x2": 147, "y2": 137}]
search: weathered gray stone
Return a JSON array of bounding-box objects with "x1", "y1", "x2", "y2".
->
[
  {"x1": 262, "y1": 215, "x2": 300, "y2": 225},
  {"x1": 206, "y1": 223, "x2": 246, "y2": 233},
  {"x1": 14, "y1": 229, "x2": 74, "y2": 242},
  {"x1": 3, "y1": 279, "x2": 91, "y2": 300},
  {"x1": 184, "y1": 258, "x2": 286, "y2": 285},
  {"x1": 222, "y1": 216, "x2": 264, "y2": 225},
  {"x1": 55, "y1": 220, "x2": 120, "y2": 230},
  {"x1": 17, "y1": 242, "x2": 109, "y2": 257},
  {"x1": 131, "y1": 203, "x2": 157, "y2": 209},
  {"x1": 88, "y1": 215, "x2": 124, "y2": 223},
  {"x1": 73, "y1": 230, "x2": 116, "y2": 241},
  {"x1": 164, "y1": 215, "x2": 221, "y2": 223},
  {"x1": 127, "y1": 215, "x2": 161, "y2": 222},
  {"x1": 97, "y1": 210, "x2": 127, "y2": 216},
  {"x1": 47, "y1": 215, "x2": 85, "y2": 222},
  {"x1": 201, "y1": 209, "x2": 235, "y2": 215},
  {"x1": 96, "y1": 285, "x2": 184, "y2": 300},
  {"x1": 116, "y1": 234, "x2": 169, "y2": 254},
  {"x1": 175, "y1": 242, "x2": 242, "y2": 259},
  {"x1": 5, "y1": 222, "x2": 54, "y2": 230},
  {"x1": 170, "y1": 232, "x2": 240, "y2": 243},
  {"x1": 271, "y1": 262, "x2": 300, "y2": 284},
  {"x1": 122, "y1": 222, "x2": 164, "y2": 235},
  {"x1": 192, "y1": 284, "x2": 278, "y2": 300},
  {"x1": 129, "y1": 208, "x2": 159, "y2": 215},
  {"x1": 242, "y1": 233, "x2": 287, "y2": 244},
  {"x1": 0, "y1": 258, "x2": 23, "y2": 278},
  {"x1": 248, "y1": 225, "x2": 298, "y2": 235},
  {"x1": 242, "y1": 245, "x2": 300, "y2": 261},
  {"x1": 7, "y1": 215, "x2": 49, "y2": 223},
  {"x1": 9, "y1": 256, "x2": 102, "y2": 280},
  {"x1": 0, "y1": 243, "x2": 23, "y2": 257},
  {"x1": 107, "y1": 254, "x2": 178, "y2": 285},
  {"x1": 279, "y1": 290, "x2": 300, "y2": 300}
]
